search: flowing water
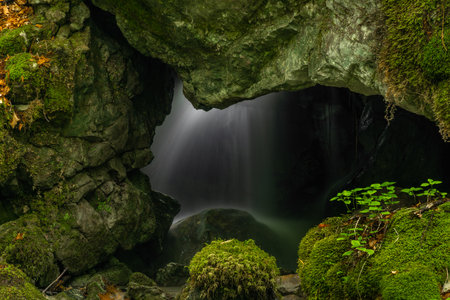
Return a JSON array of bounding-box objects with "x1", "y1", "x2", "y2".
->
[{"x1": 141, "y1": 80, "x2": 449, "y2": 270}]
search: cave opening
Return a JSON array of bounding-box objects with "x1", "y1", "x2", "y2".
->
[{"x1": 140, "y1": 79, "x2": 450, "y2": 271}]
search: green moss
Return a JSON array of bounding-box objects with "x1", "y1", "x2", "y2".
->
[
  {"x1": 297, "y1": 202, "x2": 450, "y2": 299},
  {"x1": 432, "y1": 81, "x2": 450, "y2": 140},
  {"x1": 380, "y1": 263, "x2": 440, "y2": 300},
  {"x1": 379, "y1": 0, "x2": 450, "y2": 139},
  {"x1": 422, "y1": 34, "x2": 450, "y2": 82},
  {"x1": 43, "y1": 83, "x2": 73, "y2": 121},
  {"x1": 0, "y1": 263, "x2": 45, "y2": 300},
  {"x1": 298, "y1": 234, "x2": 349, "y2": 299},
  {"x1": 0, "y1": 215, "x2": 59, "y2": 287},
  {"x1": 186, "y1": 239, "x2": 279, "y2": 299},
  {"x1": 0, "y1": 118, "x2": 23, "y2": 185},
  {"x1": 0, "y1": 27, "x2": 31, "y2": 57}
]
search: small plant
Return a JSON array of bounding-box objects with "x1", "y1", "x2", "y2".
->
[
  {"x1": 330, "y1": 180, "x2": 447, "y2": 258},
  {"x1": 186, "y1": 239, "x2": 279, "y2": 299},
  {"x1": 330, "y1": 181, "x2": 397, "y2": 218},
  {"x1": 416, "y1": 179, "x2": 447, "y2": 202},
  {"x1": 97, "y1": 197, "x2": 112, "y2": 213}
]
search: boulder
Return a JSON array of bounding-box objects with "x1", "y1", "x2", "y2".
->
[{"x1": 160, "y1": 209, "x2": 285, "y2": 268}]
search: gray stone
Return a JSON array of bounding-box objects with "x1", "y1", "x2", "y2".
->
[
  {"x1": 90, "y1": 0, "x2": 389, "y2": 112},
  {"x1": 70, "y1": 2, "x2": 90, "y2": 32},
  {"x1": 276, "y1": 274, "x2": 302, "y2": 296},
  {"x1": 155, "y1": 262, "x2": 189, "y2": 287},
  {"x1": 160, "y1": 209, "x2": 284, "y2": 267},
  {"x1": 128, "y1": 272, "x2": 168, "y2": 300}
]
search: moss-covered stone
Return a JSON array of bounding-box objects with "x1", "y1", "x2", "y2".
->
[
  {"x1": 5, "y1": 52, "x2": 47, "y2": 104},
  {"x1": 297, "y1": 202, "x2": 450, "y2": 299},
  {"x1": 380, "y1": 263, "x2": 440, "y2": 300},
  {"x1": 379, "y1": 0, "x2": 450, "y2": 139},
  {"x1": 0, "y1": 263, "x2": 46, "y2": 300},
  {"x1": 185, "y1": 239, "x2": 279, "y2": 299},
  {"x1": 0, "y1": 214, "x2": 59, "y2": 287},
  {"x1": 0, "y1": 26, "x2": 32, "y2": 57}
]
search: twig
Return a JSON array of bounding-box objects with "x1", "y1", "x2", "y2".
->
[
  {"x1": 442, "y1": 268, "x2": 449, "y2": 293},
  {"x1": 356, "y1": 261, "x2": 367, "y2": 300},
  {"x1": 415, "y1": 198, "x2": 449, "y2": 215},
  {"x1": 42, "y1": 267, "x2": 68, "y2": 295},
  {"x1": 393, "y1": 228, "x2": 399, "y2": 244}
]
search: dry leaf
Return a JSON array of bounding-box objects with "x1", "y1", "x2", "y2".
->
[
  {"x1": 391, "y1": 270, "x2": 398, "y2": 275},
  {"x1": 318, "y1": 223, "x2": 330, "y2": 228},
  {"x1": 14, "y1": 232, "x2": 25, "y2": 240},
  {"x1": 9, "y1": 111, "x2": 20, "y2": 128}
]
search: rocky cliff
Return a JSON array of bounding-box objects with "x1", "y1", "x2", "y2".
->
[
  {"x1": 91, "y1": 0, "x2": 449, "y2": 139},
  {"x1": 0, "y1": 0, "x2": 178, "y2": 287}
]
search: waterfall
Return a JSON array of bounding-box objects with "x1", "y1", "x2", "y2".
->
[{"x1": 143, "y1": 81, "x2": 281, "y2": 219}]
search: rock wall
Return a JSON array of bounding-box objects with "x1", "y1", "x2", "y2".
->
[
  {"x1": 90, "y1": 0, "x2": 449, "y2": 138},
  {"x1": 91, "y1": 0, "x2": 383, "y2": 109},
  {"x1": 0, "y1": 0, "x2": 178, "y2": 286}
]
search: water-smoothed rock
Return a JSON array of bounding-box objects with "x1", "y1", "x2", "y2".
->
[{"x1": 160, "y1": 209, "x2": 285, "y2": 268}]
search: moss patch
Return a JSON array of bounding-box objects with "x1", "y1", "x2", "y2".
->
[
  {"x1": 0, "y1": 263, "x2": 45, "y2": 300},
  {"x1": 0, "y1": 214, "x2": 59, "y2": 287},
  {"x1": 186, "y1": 239, "x2": 279, "y2": 299},
  {"x1": 379, "y1": 0, "x2": 450, "y2": 139},
  {"x1": 297, "y1": 202, "x2": 450, "y2": 299}
]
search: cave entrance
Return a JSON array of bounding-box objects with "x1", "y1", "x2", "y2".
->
[{"x1": 141, "y1": 79, "x2": 449, "y2": 270}]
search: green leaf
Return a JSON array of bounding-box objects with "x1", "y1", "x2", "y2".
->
[
  {"x1": 351, "y1": 240, "x2": 361, "y2": 247},
  {"x1": 342, "y1": 250, "x2": 353, "y2": 256},
  {"x1": 421, "y1": 183, "x2": 430, "y2": 187},
  {"x1": 342, "y1": 190, "x2": 352, "y2": 196}
]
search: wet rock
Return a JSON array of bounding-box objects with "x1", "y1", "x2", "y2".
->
[
  {"x1": 128, "y1": 272, "x2": 168, "y2": 300},
  {"x1": 0, "y1": 0, "x2": 177, "y2": 285},
  {"x1": 160, "y1": 209, "x2": 284, "y2": 268},
  {"x1": 276, "y1": 274, "x2": 302, "y2": 296},
  {"x1": 155, "y1": 263, "x2": 189, "y2": 287}
]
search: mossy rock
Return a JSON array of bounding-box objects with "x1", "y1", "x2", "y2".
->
[
  {"x1": 421, "y1": 34, "x2": 450, "y2": 83},
  {"x1": 380, "y1": 263, "x2": 440, "y2": 300},
  {"x1": 0, "y1": 263, "x2": 46, "y2": 300},
  {"x1": 185, "y1": 239, "x2": 279, "y2": 300},
  {"x1": 5, "y1": 52, "x2": 47, "y2": 104},
  {"x1": 297, "y1": 202, "x2": 450, "y2": 299},
  {"x1": 0, "y1": 214, "x2": 59, "y2": 287},
  {"x1": 0, "y1": 26, "x2": 33, "y2": 57},
  {"x1": 127, "y1": 272, "x2": 166, "y2": 300},
  {"x1": 379, "y1": 0, "x2": 450, "y2": 138}
]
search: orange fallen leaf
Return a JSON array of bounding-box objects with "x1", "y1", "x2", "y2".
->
[
  {"x1": 14, "y1": 232, "x2": 25, "y2": 240},
  {"x1": 35, "y1": 24, "x2": 43, "y2": 28},
  {"x1": 318, "y1": 223, "x2": 329, "y2": 228},
  {"x1": 9, "y1": 111, "x2": 20, "y2": 128}
]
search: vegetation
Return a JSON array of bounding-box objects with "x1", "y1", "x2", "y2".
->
[
  {"x1": 298, "y1": 180, "x2": 449, "y2": 299},
  {"x1": 0, "y1": 263, "x2": 45, "y2": 300},
  {"x1": 185, "y1": 239, "x2": 279, "y2": 299},
  {"x1": 379, "y1": 0, "x2": 450, "y2": 140}
]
